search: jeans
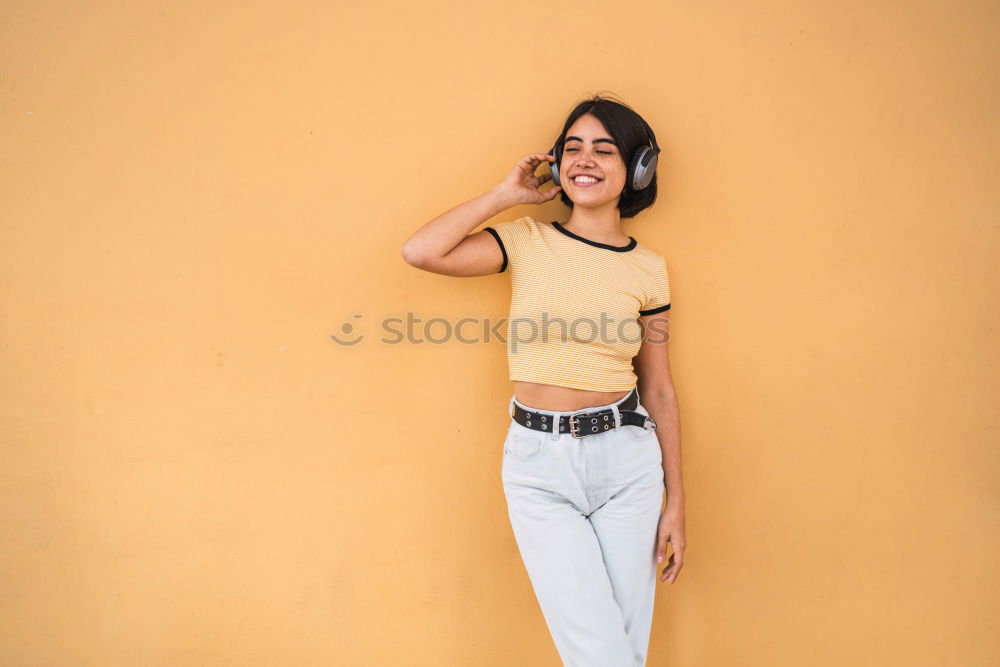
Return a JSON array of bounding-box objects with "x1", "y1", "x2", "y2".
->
[{"x1": 501, "y1": 388, "x2": 665, "y2": 667}]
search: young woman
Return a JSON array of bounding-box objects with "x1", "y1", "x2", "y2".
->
[{"x1": 401, "y1": 94, "x2": 685, "y2": 666}]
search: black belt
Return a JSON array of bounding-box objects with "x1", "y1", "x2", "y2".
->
[{"x1": 510, "y1": 387, "x2": 657, "y2": 439}]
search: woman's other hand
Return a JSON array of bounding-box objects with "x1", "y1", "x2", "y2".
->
[{"x1": 655, "y1": 506, "x2": 686, "y2": 584}]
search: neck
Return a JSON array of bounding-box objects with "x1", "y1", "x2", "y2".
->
[{"x1": 563, "y1": 207, "x2": 628, "y2": 245}]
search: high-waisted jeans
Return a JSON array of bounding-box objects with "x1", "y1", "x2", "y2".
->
[{"x1": 501, "y1": 388, "x2": 665, "y2": 667}]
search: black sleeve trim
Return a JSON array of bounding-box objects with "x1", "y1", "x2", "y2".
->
[
  {"x1": 483, "y1": 227, "x2": 508, "y2": 273},
  {"x1": 638, "y1": 303, "x2": 671, "y2": 316}
]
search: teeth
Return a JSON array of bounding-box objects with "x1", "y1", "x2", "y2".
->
[{"x1": 574, "y1": 176, "x2": 599, "y2": 183}]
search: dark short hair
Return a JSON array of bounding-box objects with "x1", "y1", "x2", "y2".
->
[{"x1": 553, "y1": 92, "x2": 659, "y2": 219}]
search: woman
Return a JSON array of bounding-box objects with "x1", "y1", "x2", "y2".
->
[{"x1": 401, "y1": 94, "x2": 685, "y2": 667}]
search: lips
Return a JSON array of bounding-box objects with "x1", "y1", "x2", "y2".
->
[{"x1": 571, "y1": 175, "x2": 603, "y2": 187}]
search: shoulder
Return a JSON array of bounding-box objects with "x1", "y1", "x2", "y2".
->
[
  {"x1": 485, "y1": 215, "x2": 552, "y2": 244},
  {"x1": 490, "y1": 215, "x2": 543, "y2": 230},
  {"x1": 629, "y1": 240, "x2": 668, "y2": 267},
  {"x1": 483, "y1": 216, "x2": 549, "y2": 270}
]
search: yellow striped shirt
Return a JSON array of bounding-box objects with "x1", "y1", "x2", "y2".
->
[{"x1": 483, "y1": 216, "x2": 671, "y2": 392}]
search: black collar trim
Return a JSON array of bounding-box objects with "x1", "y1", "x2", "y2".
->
[{"x1": 552, "y1": 221, "x2": 637, "y2": 252}]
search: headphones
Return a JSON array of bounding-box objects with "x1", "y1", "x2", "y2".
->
[{"x1": 548, "y1": 116, "x2": 661, "y2": 191}]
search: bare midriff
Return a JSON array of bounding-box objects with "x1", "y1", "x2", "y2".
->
[{"x1": 512, "y1": 380, "x2": 631, "y2": 412}]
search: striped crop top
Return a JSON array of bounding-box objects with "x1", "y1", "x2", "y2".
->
[{"x1": 483, "y1": 216, "x2": 671, "y2": 392}]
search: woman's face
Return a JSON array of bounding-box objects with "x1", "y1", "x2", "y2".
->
[{"x1": 559, "y1": 114, "x2": 627, "y2": 207}]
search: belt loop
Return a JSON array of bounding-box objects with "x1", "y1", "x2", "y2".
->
[
  {"x1": 550, "y1": 411, "x2": 562, "y2": 440},
  {"x1": 611, "y1": 404, "x2": 622, "y2": 429}
]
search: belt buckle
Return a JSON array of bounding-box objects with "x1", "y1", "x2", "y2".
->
[{"x1": 568, "y1": 410, "x2": 589, "y2": 438}]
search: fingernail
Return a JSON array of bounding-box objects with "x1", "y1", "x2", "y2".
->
[{"x1": 657, "y1": 555, "x2": 663, "y2": 563}]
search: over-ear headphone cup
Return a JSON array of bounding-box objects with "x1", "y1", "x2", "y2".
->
[
  {"x1": 629, "y1": 145, "x2": 659, "y2": 190},
  {"x1": 628, "y1": 145, "x2": 646, "y2": 191},
  {"x1": 641, "y1": 152, "x2": 659, "y2": 189},
  {"x1": 549, "y1": 144, "x2": 561, "y2": 187}
]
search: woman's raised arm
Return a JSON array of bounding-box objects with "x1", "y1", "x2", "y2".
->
[{"x1": 400, "y1": 153, "x2": 560, "y2": 277}]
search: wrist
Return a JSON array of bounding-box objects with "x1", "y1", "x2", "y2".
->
[
  {"x1": 664, "y1": 496, "x2": 685, "y2": 512},
  {"x1": 488, "y1": 184, "x2": 520, "y2": 211}
]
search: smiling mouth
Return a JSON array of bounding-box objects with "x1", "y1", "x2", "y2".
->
[{"x1": 572, "y1": 176, "x2": 603, "y2": 187}]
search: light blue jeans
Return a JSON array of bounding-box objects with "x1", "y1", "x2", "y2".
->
[{"x1": 501, "y1": 389, "x2": 665, "y2": 667}]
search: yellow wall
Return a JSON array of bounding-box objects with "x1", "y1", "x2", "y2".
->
[{"x1": 2, "y1": 1, "x2": 998, "y2": 664}]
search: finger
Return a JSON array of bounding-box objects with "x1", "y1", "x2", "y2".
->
[
  {"x1": 526, "y1": 156, "x2": 551, "y2": 173},
  {"x1": 531, "y1": 153, "x2": 546, "y2": 170},
  {"x1": 525, "y1": 153, "x2": 555, "y2": 166},
  {"x1": 659, "y1": 557, "x2": 672, "y2": 582},
  {"x1": 655, "y1": 533, "x2": 669, "y2": 565},
  {"x1": 664, "y1": 557, "x2": 683, "y2": 583}
]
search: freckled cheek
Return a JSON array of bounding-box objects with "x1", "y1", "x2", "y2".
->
[{"x1": 605, "y1": 177, "x2": 626, "y2": 193}]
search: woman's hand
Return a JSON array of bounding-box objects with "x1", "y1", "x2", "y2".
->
[
  {"x1": 655, "y1": 506, "x2": 686, "y2": 584},
  {"x1": 494, "y1": 153, "x2": 562, "y2": 206}
]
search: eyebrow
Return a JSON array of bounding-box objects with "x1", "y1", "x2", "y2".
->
[{"x1": 564, "y1": 135, "x2": 617, "y2": 146}]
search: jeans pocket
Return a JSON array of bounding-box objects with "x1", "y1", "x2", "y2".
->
[
  {"x1": 624, "y1": 402, "x2": 656, "y2": 441},
  {"x1": 504, "y1": 429, "x2": 545, "y2": 461}
]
